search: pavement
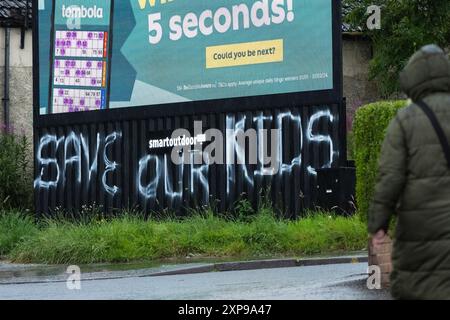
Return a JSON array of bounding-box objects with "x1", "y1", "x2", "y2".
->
[{"x1": 0, "y1": 254, "x2": 392, "y2": 300}]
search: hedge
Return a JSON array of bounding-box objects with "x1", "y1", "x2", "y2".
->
[
  {"x1": 0, "y1": 131, "x2": 33, "y2": 210},
  {"x1": 353, "y1": 100, "x2": 407, "y2": 221}
]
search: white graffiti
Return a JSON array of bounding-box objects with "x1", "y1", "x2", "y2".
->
[
  {"x1": 80, "y1": 133, "x2": 100, "y2": 183},
  {"x1": 34, "y1": 135, "x2": 63, "y2": 189},
  {"x1": 307, "y1": 110, "x2": 336, "y2": 175},
  {"x1": 189, "y1": 151, "x2": 210, "y2": 204},
  {"x1": 34, "y1": 131, "x2": 122, "y2": 196},
  {"x1": 103, "y1": 132, "x2": 122, "y2": 196},
  {"x1": 64, "y1": 132, "x2": 82, "y2": 184},
  {"x1": 35, "y1": 110, "x2": 338, "y2": 206},
  {"x1": 137, "y1": 152, "x2": 209, "y2": 203},
  {"x1": 138, "y1": 154, "x2": 161, "y2": 200},
  {"x1": 164, "y1": 154, "x2": 184, "y2": 202}
]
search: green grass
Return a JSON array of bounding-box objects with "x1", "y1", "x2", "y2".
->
[
  {"x1": 0, "y1": 207, "x2": 368, "y2": 265},
  {"x1": 0, "y1": 210, "x2": 38, "y2": 257}
]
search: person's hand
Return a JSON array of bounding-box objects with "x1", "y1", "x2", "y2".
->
[{"x1": 372, "y1": 229, "x2": 387, "y2": 249}]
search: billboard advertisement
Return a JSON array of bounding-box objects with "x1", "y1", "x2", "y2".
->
[{"x1": 37, "y1": 0, "x2": 334, "y2": 115}]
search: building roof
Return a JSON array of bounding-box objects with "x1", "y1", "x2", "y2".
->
[{"x1": 0, "y1": 0, "x2": 32, "y2": 28}]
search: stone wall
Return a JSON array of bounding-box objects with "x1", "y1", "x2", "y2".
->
[{"x1": 342, "y1": 36, "x2": 381, "y2": 130}]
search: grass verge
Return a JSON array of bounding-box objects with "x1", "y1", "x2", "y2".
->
[
  {"x1": 0, "y1": 210, "x2": 38, "y2": 257},
  {"x1": 0, "y1": 207, "x2": 367, "y2": 265}
]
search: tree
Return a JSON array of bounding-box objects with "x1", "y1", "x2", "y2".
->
[{"x1": 344, "y1": 0, "x2": 450, "y2": 97}]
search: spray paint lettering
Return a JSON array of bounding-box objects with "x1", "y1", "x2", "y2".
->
[
  {"x1": 34, "y1": 132, "x2": 122, "y2": 196},
  {"x1": 35, "y1": 109, "x2": 338, "y2": 210}
]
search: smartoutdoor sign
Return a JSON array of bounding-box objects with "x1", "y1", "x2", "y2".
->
[{"x1": 33, "y1": 0, "x2": 345, "y2": 216}]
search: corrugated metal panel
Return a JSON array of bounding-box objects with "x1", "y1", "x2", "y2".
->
[{"x1": 34, "y1": 103, "x2": 342, "y2": 217}]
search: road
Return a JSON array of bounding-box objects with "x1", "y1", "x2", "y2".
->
[{"x1": 0, "y1": 262, "x2": 391, "y2": 300}]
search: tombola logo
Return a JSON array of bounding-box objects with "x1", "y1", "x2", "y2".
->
[{"x1": 62, "y1": 5, "x2": 104, "y2": 19}]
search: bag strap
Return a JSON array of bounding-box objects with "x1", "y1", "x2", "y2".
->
[{"x1": 416, "y1": 100, "x2": 450, "y2": 169}]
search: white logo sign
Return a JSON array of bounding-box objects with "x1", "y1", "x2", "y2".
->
[
  {"x1": 366, "y1": 5, "x2": 381, "y2": 30},
  {"x1": 62, "y1": 5, "x2": 104, "y2": 19},
  {"x1": 367, "y1": 265, "x2": 381, "y2": 290},
  {"x1": 66, "y1": 265, "x2": 82, "y2": 290}
]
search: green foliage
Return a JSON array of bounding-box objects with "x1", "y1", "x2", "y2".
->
[
  {"x1": 2, "y1": 206, "x2": 367, "y2": 264},
  {"x1": 0, "y1": 131, "x2": 33, "y2": 210},
  {"x1": 234, "y1": 198, "x2": 255, "y2": 222},
  {"x1": 353, "y1": 100, "x2": 407, "y2": 221},
  {"x1": 347, "y1": 130, "x2": 355, "y2": 160},
  {"x1": 344, "y1": 0, "x2": 450, "y2": 96},
  {"x1": 0, "y1": 210, "x2": 38, "y2": 256}
]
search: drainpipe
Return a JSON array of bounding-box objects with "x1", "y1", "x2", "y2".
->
[
  {"x1": 21, "y1": 0, "x2": 30, "y2": 49},
  {"x1": 3, "y1": 27, "x2": 10, "y2": 130}
]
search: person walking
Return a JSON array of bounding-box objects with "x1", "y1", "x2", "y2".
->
[{"x1": 369, "y1": 44, "x2": 450, "y2": 299}]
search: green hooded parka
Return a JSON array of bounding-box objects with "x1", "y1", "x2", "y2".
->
[{"x1": 369, "y1": 45, "x2": 450, "y2": 300}]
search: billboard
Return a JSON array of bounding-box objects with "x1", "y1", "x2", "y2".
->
[
  {"x1": 33, "y1": 0, "x2": 344, "y2": 216},
  {"x1": 37, "y1": 0, "x2": 335, "y2": 115}
]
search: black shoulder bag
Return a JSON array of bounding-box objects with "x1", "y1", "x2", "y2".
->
[{"x1": 416, "y1": 100, "x2": 450, "y2": 169}]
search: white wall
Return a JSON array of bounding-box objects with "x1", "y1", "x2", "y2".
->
[
  {"x1": 0, "y1": 28, "x2": 33, "y2": 67},
  {"x1": 0, "y1": 28, "x2": 33, "y2": 140}
]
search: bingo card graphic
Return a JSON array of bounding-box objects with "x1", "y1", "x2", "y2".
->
[{"x1": 49, "y1": 0, "x2": 112, "y2": 114}]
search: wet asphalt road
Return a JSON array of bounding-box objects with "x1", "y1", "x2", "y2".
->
[{"x1": 0, "y1": 262, "x2": 391, "y2": 300}]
